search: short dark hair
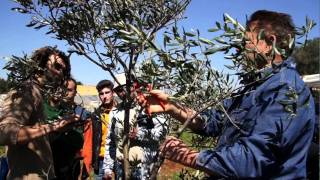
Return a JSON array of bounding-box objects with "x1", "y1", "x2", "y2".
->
[
  {"x1": 31, "y1": 46, "x2": 71, "y2": 77},
  {"x1": 96, "y1": 80, "x2": 114, "y2": 92},
  {"x1": 66, "y1": 77, "x2": 77, "y2": 90},
  {"x1": 247, "y1": 10, "x2": 295, "y2": 57}
]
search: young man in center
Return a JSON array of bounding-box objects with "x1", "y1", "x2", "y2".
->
[{"x1": 92, "y1": 80, "x2": 116, "y2": 179}]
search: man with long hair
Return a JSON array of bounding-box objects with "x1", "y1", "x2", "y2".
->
[{"x1": 0, "y1": 46, "x2": 80, "y2": 179}]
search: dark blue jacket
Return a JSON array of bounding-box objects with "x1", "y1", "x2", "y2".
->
[{"x1": 196, "y1": 60, "x2": 315, "y2": 179}]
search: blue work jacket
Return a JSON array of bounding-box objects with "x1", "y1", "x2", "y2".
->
[{"x1": 196, "y1": 59, "x2": 315, "y2": 179}]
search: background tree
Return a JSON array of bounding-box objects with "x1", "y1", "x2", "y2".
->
[
  {"x1": 293, "y1": 37, "x2": 320, "y2": 75},
  {"x1": 293, "y1": 37, "x2": 320, "y2": 107},
  {"x1": 0, "y1": 78, "x2": 11, "y2": 94},
  {"x1": 76, "y1": 81, "x2": 83, "y2": 85}
]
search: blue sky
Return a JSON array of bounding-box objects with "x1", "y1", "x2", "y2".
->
[{"x1": 0, "y1": 0, "x2": 319, "y2": 85}]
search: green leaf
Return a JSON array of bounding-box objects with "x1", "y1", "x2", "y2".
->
[
  {"x1": 11, "y1": 7, "x2": 28, "y2": 13},
  {"x1": 166, "y1": 43, "x2": 180, "y2": 46},
  {"x1": 26, "y1": 21, "x2": 37, "y2": 27},
  {"x1": 127, "y1": 24, "x2": 142, "y2": 36},
  {"x1": 45, "y1": 30, "x2": 55, "y2": 34},
  {"x1": 224, "y1": 55, "x2": 234, "y2": 59},
  {"x1": 289, "y1": 37, "x2": 295, "y2": 49},
  {"x1": 279, "y1": 99, "x2": 294, "y2": 105},
  {"x1": 184, "y1": 32, "x2": 196, "y2": 37},
  {"x1": 214, "y1": 37, "x2": 227, "y2": 44},
  {"x1": 306, "y1": 16, "x2": 311, "y2": 28},
  {"x1": 224, "y1": 64, "x2": 234, "y2": 69},
  {"x1": 121, "y1": 35, "x2": 138, "y2": 41},
  {"x1": 189, "y1": 40, "x2": 199, "y2": 46},
  {"x1": 176, "y1": 37, "x2": 184, "y2": 43},
  {"x1": 173, "y1": 26, "x2": 179, "y2": 38},
  {"x1": 199, "y1": 38, "x2": 214, "y2": 45},
  {"x1": 119, "y1": 30, "x2": 132, "y2": 35},
  {"x1": 223, "y1": 13, "x2": 245, "y2": 31},
  {"x1": 34, "y1": 24, "x2": 47, "y2": 29},
  {"x1": 223, "y1": 23, "x2": 231, "y2": 32},
  {"x1": 258, "y1": 29, "x2": 265, "y2": 40},
  {"x1": 100, "y1": 53, "x2": 112, "y2": 57},
  {"x1": 215, "y1": 22, "x2": 221, "y2": 29},
  {"x1": 204, "y1": 46, "x2": 229, "y2": 55},
  {"x1": 208, "y1": 28, "x2": 219, "y2": 32},
  {"x1": 204, "y1": 47, "x2": 220, "y2": 55}
]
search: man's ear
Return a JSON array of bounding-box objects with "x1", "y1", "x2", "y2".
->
[
  {"x1": 265, "y1": 35, "x2": 277, "y2": 52},
  {"x1": 269, "y1": 35, "x2": 276, "y2": 43}
]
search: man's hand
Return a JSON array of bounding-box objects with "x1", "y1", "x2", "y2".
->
[
  {"x1": 160, "y1": 136, "x2": 199, "y2": 168},
  {"x1": 136, "y1": 90, "x2": 171, "y2": 114},
  {"x1": 53, "y1": 114, "x2": 80, "y2": 132},
  {"x1": 103, "y1": 173, "x2": 113, "y2": 180},
  {"x1": 136, "y1": 90, "x2": 202, "y2": 131}
]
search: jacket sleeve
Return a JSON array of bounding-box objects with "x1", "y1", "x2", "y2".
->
[
  {"x1": 0, "y1": 90, "x2": 33, "y2": 145},
  {"x1": 196, "y1": 99, "x2": 231, "y2": 137},
  {"x1": 82, "y1": 120, "x2": 93, "y2": 172},
  {"x1": 195, "y1": 80, "x2": 315, "y2": 178}
]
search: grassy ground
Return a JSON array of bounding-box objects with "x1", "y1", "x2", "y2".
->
[{"x1": 179, "y1": 131, "x2": 193, "y2": 145}]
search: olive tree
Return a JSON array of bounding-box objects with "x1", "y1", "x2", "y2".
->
[{"x1": 11, "y1": 0, "x2": 192, "y2": 178}]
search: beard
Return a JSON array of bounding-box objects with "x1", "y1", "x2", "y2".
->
[
  {"x1": 41, "y1": 71, "x2": 66, "y2": 100},
  {"x1": 244, "y1": 51, "x2": 269, "y2": 70}
]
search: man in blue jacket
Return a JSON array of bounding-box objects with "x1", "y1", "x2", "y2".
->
[{"x1": 137, "y1": 10, "x2": 315, "y2": 179}]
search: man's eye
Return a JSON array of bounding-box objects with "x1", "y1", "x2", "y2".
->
[
  {"x1": 99, "y1": 92, "x2": 111, "y2": 95},
  {"x1": 54, "y1": 63, "x2": 64, "y2": 71}
]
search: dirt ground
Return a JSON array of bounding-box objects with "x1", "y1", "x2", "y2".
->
[{"x1": 158, "y1": 159, "x2": 185, "y2": 179}]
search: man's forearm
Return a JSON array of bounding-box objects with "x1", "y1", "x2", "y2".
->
[
  {"x1": 162, "y1": 137, "x2": 216, "y2": 176},
  {"x1": 167, "y1": 148, "x2": 199, "y2": 168},
  {"x1": 16, "y1": 123, "x2": 59, "y2": 144}
]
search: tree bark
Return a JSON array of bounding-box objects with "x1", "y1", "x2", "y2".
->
[{"x1": 123, "y1": 100, "x2": 131, "y2": 179}]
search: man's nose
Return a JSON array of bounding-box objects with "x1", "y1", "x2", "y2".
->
[{"x1": 104, "y1": 94, "x2": 110, "y2": 99}]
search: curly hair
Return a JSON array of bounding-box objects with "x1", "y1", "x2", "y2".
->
[
  {"x1": 247, "y1": 10, "x2": 295, "y2": 57},
  {"x1": 31, "y1": 46, "x2": 71, "y2": 78}
]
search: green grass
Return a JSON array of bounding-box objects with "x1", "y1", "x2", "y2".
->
[{"x1": 179, "y1": 131, "x2": 193, "y2": 146}]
